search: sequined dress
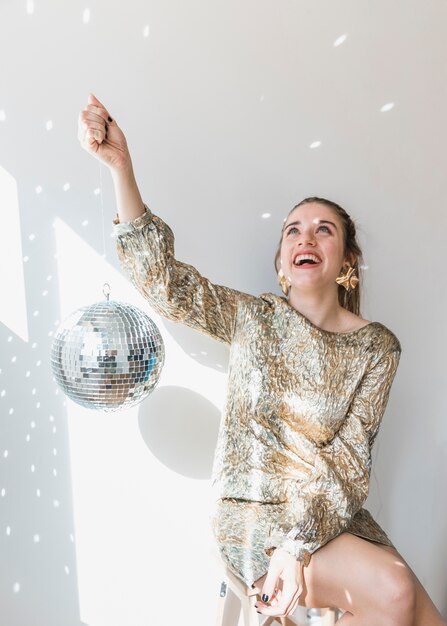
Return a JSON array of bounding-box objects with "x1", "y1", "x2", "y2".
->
[{"x1": 113, "y1": 205, "x2": 401, "y2": 588}]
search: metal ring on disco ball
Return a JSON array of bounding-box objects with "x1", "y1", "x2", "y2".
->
[{"x1": 50, "y1": 300, "x2": 165, "y2": 412}]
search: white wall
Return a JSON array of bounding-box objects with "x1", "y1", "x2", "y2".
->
[{"x1": 0, "y1": 1, "x2": 446, "y2": 624}]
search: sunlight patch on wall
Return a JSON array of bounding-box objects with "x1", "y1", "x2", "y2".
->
[
  {"x1": 54, "y1": 217, "x2": 225, "y2": 625},
  {"x1": 0, "y1": 165, "x2": 29, "y2": 341}
]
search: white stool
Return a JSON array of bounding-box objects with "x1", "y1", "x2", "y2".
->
[{"x1": 215, "y1": 561, "x2": 338, "y2": 626}]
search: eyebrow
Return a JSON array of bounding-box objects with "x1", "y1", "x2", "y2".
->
[{"x1": 284, "y1": 219, "x2": 338, "y2": 231}]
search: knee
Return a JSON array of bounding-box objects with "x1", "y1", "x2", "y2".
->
[{"x1": 378, "y1": 566, "x2": 417, "y2": 622}]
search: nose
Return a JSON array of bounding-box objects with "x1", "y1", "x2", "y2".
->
[{"x1": 298, "y1": 232, "x2": 316, "y2": 246}]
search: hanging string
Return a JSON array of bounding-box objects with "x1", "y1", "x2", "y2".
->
[
  {"x1": 98, "y1": 161, "x2": 111, "y2": 301},
  {"x1": 98, "y1": 161, "x2": 107, "y2": 260}
]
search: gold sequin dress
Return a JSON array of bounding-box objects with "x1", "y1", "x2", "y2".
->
[{"x1": 113, "y1": 205, "x2": 402, "y2": 589}]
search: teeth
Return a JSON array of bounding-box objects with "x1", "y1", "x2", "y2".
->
[{"x1": 293, "y1": 254, "x2": 321, "y2": 265}]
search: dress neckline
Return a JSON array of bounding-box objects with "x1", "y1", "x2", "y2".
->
[{"x1": 261, "y1": 293, "x2": 381, "y2": 338}]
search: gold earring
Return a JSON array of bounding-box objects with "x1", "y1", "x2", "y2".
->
[
  {"x1": 335, "y1": 264, "x2": 359, "y2": 292},
  {"x1": 277, "y1": 268, "x2": 291, "y2": 296}
]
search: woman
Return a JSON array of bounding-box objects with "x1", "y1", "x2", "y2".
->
[{"x1": 78, "y1": 94, "x2": 446, "y2": 625}]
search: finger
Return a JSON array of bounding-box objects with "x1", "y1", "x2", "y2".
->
[
  {"x1": 275, "y1": 571, "x2": 296, "y2": 614},
  {"x1": 257, "y1": 597, "x2": 300, "y2": 619},
  {"x1": 82, "y1": 119, "x2": 106, "y2": 133},
  {"x1": 80, "y1": 127, "x2": 103, "y2": 151},
  {"x1": 258, "y1": 569, "x2": 296, "y2": 616},
  {"x1": 283, "y1": 581, "x2": 303, "y2": 617},
  {"x1": 256, "y1": 602, "x2": 288, "y2": 617},
  {"x1": 285, "y1": 591, "x2": 301, "y2": 618},
  {"x1": 284, "y1": 566, "x2": 304, "y2": 616},
  {"x1": 260, "y1": 564, "x2": 281, "y2": 603},
  {"x1": 88, "y1": 92, "x2": 108, "y2": 112},
  {"x1": 81, "y1": 109, "x2": 107, "y2": 127},
  {"x1": 77, "y1": 111, "x2": 107, "y2": 146},
  {"x1": 86, "y1": 128, "x2": 105, "y2": 144},
  {"x1": 88, "y1": 93, "x2": 114, "y2": 124},
  {"x1": 84, "y1": 104, "x2": 109, "y2": 124},
  {"x1": 270, "y1": 587, "x2": 281, "y2": 603},
  {"x1": 83, "y1": 133, "x2": 99, "y2": 153}
]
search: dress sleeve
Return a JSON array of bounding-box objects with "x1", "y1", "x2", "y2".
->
[
  {"x1": 264, "y1": 347, "x2": 401, "y2": 566},
  {"x1": 113, "y1": 204, "x2": 257, "y2": 345}
]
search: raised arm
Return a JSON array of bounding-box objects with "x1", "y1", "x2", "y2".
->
[
  {"x1": 113, "y1": 204, "x2": 257, "y2": 344},
  {"x1": 78, "y1": 93, "x2": 146, "y2": 223},
  {"x1": 78, "y1": 93, "x2": 257, "y2": 345}
]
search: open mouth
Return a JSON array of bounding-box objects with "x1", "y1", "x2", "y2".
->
[
  {"x1": 293, "y1": 254, "x2": 322, "y2": 268},
  {"x1": 295, "y1": 260, "x2": 319, "y2": 267}
]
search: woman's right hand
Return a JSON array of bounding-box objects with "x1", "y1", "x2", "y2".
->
[
  {"x1": 256, "y1": 548, "x2": 305, "y2": 618},
  {"x1": 78, "y1": 93, "x2": 131, "y2": 172}
]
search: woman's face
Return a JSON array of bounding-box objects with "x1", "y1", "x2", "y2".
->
[{"x1": 279, "y1": 202, "x2": 350, "y2": 293}]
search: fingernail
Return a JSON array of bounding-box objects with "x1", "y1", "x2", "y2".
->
[
  {"x1": 262, "y1": 594, "x2": 269, "y2": 602},
  {"x1": 256, "y1": 611, "x2": 262, "y2": 614},
  {"x1": 108, "y1": 116, "x2": 113, "y2": 122}
]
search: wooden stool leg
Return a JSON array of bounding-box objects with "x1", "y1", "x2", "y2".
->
[
  {"x1": 241, "y1": 593, "x2": 259, "y2": 626},
  {"x1": 216, "y1": 580, "x2": 243, "y2": 626},
  {"x1": 215, "y1": 581, "x2": 227, "y2": 626}
]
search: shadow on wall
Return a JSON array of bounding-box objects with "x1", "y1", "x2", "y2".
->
[
  {"x1": 163, "y1": 316, "x2": 231, "y2": 373},
  {"x1": 138, "y1": 385, "x2": 221, "y2": 479}
]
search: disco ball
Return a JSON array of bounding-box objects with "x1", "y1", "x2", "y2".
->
[{"x1": 50, "y1": 294, "x2": 165, "y2": 412}]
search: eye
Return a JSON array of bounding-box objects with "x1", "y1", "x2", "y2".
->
[
  {"x1": 317, "y1": 225, "x2": 331, "y2": 233},
  {"x1": 286, "y1": 225, "x2": 331, "y2": 235}
]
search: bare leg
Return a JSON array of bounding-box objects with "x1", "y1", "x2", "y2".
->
[
  {"x1": 251, "y1": 533, "x2": 446, "y2": 625},
  {"x1": 363, "y1": 543, "x2": 446, "y2": 626}
]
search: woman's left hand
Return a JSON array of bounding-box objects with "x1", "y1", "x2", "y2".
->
[{"x1": 255, "y1": 548, "x2": 305, "y2": 618}]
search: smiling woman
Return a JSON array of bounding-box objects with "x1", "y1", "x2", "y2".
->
[
  {"x1": 274, "y1": 196, "x2": 364, "y2": 325},
  {"x1": 78, "y1": 95, "x2": 446, "y2": 625}
]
